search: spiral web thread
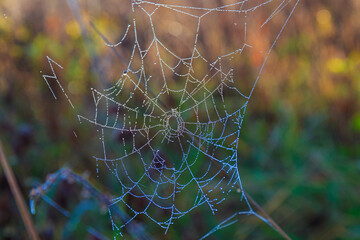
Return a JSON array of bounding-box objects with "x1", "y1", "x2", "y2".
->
[{"x1": 43, "y1": 0, "x2": 299, "y2": 238}]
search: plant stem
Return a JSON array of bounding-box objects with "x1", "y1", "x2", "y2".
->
[
  {"x1": 0, "y1": 140, "x2": 39, "y2": 240},
  {"x1": 245, "y1": 192, "x2": 291, "y2": 240}
]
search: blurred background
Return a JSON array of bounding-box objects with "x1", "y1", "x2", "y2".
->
[{"x1": 0, "y1": 0, "x2": 359, "y2": 239}]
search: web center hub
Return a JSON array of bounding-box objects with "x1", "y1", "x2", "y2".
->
[{"x1": 164, "y1": 109, "x2": 185, "y2": 138}]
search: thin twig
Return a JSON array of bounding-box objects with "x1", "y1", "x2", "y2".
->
[
  {"x1": 66, "y1": 0, "x2": 108, "y2": 88},
  {"x1": 244, "y1": 192, "x2": 291, "y2": 240},
  {"x1": 0, "y1": 140, "x2": 39, "y2": 240}
]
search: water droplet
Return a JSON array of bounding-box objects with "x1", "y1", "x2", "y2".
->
[{"x1": 30, "y1": 199, "x2": 36, "y2": 214}]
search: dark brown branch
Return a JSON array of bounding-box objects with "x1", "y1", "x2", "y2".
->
[{"x1": 0, "y1": 140, "x2": 39, "y2": 240}]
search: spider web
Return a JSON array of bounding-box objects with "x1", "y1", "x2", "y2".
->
[{"x1": 43, "y1": 0, "x2": 299, "y2": 238}]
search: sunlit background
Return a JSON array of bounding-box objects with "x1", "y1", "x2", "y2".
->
[{"x1": 0, "y1": 0, "x2": 359, "y2": 239}]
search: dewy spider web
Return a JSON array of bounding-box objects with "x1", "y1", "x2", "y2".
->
[{"x1": 44, "y1": 0, "x2": 299, "y2": 238}]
